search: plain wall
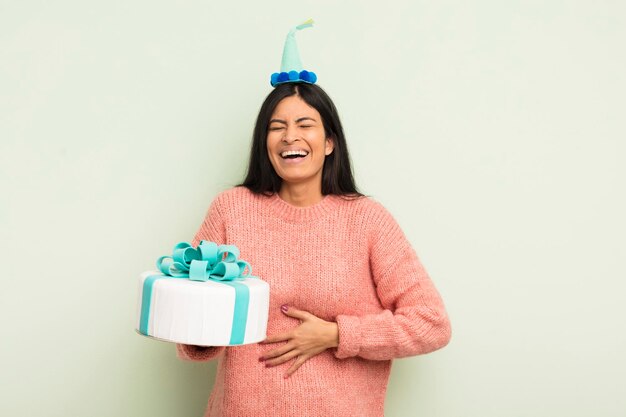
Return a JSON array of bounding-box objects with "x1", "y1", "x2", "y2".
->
[{"x1": 1, "y1": 1, "x2": 624, "y2": 416}]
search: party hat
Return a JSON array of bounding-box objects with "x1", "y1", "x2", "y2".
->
[{"x1": 270, "y1": 19, "x2": 318, "y2": 87}]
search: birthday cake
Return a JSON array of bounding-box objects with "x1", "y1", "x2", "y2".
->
[{"x1": 136, "y1": 241, "x2": 270, "y2": 346}]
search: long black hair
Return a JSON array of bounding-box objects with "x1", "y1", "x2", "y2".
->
[{"x1": 240, "y1": 83, "x2": 362, "y2": 197}]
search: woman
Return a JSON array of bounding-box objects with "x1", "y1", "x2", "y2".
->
[{"x1": 177, "y1": 83, "x2": 451, "y2": 417}]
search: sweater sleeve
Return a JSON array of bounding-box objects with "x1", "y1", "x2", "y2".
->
[
  {"x1": 334, "y1": 202, "x2": 451, "y2": 361},
  {"x1": 176, "y1": 195, "x2": 228, "y2": 362}
]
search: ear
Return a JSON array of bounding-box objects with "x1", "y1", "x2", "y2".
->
[{"x1": 325, "y1": 136, "x2": 335, "y2": 156}]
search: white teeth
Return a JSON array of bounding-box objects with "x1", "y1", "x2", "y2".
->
[{"x1": 281, "y1": 150, "x2": 309, "y2": 158}]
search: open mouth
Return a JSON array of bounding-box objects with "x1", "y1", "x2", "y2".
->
[{"x1": 280, "y1": 150, "x2": 309, "y2": 160}]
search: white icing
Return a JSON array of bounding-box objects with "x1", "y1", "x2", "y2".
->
[{"x1": 137, "y1": 271, "x2": 270, "y2": 346}]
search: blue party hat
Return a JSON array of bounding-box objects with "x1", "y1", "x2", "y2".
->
[{"x1": 270, "y1": 19, "x2": 318, "y2": 87}]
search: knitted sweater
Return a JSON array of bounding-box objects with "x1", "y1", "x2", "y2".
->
[{"x1": 177, "y1": 187, "x2": 451, "y2": 417}]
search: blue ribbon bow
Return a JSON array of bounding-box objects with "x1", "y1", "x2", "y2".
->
[
  {"x1": 157, "y1": 241, "x2": 252, "y2": 281},
  {"x1": 139, "y1": 241, "x2": 254, "y2": 345}
]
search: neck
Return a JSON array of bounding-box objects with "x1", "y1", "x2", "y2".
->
[{"x1": 279, "y1": 182, "x2": 324, "y2": 207}]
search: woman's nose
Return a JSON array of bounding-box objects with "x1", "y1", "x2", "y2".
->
[{"x1": 282, "y1": 126, "x2": 299, "y2": 143}]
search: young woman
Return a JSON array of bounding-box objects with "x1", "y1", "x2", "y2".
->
[{"x1": 177, "y1": 83, "x2": 451, "y2": 417}]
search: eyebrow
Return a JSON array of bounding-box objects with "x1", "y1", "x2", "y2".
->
[{"x1": 269, "y1": 117, "x2": 317, "y2": 125}]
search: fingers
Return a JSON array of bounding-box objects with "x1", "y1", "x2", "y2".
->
[
  {"x1": 259, "y1": 342, "x2": 293, "y2": 362},
  {"x1": 284, "y1": 355, "x2": 307, "y2": 379},
  {"x1": 260, "y1": 331, "x2": 291, "y2": 344},
  {"x1": 257, "y1": 305, "x2": 326, "y2": 378},
  {"x1": 263, "y1": 348, "x2": 300, "y2": 367},
  {"x1": 281, "y1": 305, "x2": 314, "y2": 321}
]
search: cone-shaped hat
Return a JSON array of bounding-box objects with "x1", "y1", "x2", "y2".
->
[{"x1": 270, "y1": 19, "x2": 318, "y2": 87}]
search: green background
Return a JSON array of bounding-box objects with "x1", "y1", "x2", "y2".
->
[{"x1": 1, "y1": 1, "x2": 624, "y2": 416}]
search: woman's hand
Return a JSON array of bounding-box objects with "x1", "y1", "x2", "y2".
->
[{"x1": 259, "y1": 305, "x2": 339, "y2": 378}]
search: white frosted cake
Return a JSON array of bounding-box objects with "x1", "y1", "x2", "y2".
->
[
  {"x1": 137, "y1": 271, "x2": 270, "y2": 346},
  {"x1": 136, "y1": 241, "x2": 270, "y2": 346}
]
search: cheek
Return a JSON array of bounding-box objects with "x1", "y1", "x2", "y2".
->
[
  {"x1": 267, "y1": 149, "x2": 278, "y2": 167},
  {"x1": 265, "y1": 140, "x2": 275, "y2": 160},
  {"x1": 267, "y1": 135, "x2": 281, "y2": 153},
  {"x1": 266, "y1": 141, "x2": 281, "y2": 170}
]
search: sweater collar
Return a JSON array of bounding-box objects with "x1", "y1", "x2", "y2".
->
[{"x1": 266, "y1": 192, "x2": 341, "y2": 223}]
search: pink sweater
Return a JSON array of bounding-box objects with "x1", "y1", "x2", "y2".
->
[{"x1": 177, "y1": 187, "x2": 451, "y2": 417}]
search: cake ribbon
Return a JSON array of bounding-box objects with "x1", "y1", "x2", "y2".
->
[{"x1": 139, "y1": 241, "x2": 254, "y2": 345}]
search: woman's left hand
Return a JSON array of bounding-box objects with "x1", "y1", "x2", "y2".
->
[{"x1": 259, "y1": 305, "x2": 339, "y2": 378}]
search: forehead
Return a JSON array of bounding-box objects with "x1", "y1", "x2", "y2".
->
[{"x1": 271, "y1": 95, "x2": 320, "y2": 120}]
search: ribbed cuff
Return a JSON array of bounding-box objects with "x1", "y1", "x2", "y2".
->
[
  {"x1": 176, "y1": 344, "x2": 225, "y2": 362},
  {"x1": 333, "y1": 315, "x2": 362, "y2": 359}
]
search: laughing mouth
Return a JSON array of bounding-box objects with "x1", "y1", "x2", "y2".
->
[{"x1": 280, "y1": 150, "x2": 309, "y2": 159}]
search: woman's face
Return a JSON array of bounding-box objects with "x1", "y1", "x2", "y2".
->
[{"x1": 266, "y1": 95, "x2": 334, "y2": 189}]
